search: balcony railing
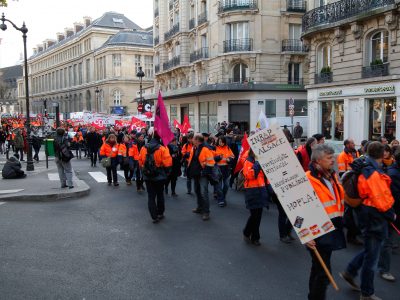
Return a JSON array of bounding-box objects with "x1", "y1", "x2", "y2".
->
[
  {"x1": 302, "y1": 0, "x2": 395, "y2": 33},
  {"x1": 169, "y1": 0, "x2": 174, "y2": 10},
  {"x1": 154, "y1": 7, "x2": 159, "y2": 18},
  {"x1": 190, "y1": 48, "x2": 209, "y2": 63},
  {"x1": 198, "y1": 11, "x2": 207, "y2": 26},
  {"x1": 228, "y1": 77, "x2": 253, "y2": 83},
  {"x1": 155, "y1": 64, "x2": 160, "y2": 74},
  {"x1": 282, "y1": 39, "x2": 308, "y2": 52},
  {"x1": 288, "y1": 78, "x2": 304, "y2": 85},
  {"x1": 218, "y1": 0, "x2": 258, "y2": 13},
  {"x1": 362, "y1": 63, "x2": 390, "y2": 78},
  {"x1": 189, "y1": 18, "x2": 196, "y2": 30},
  {"x1": 287, "y1": 0, "x2": 307, "y2": 12},
  {"x1": 154, "y1": 36, "x2": 159, "y2": 46},
  {"x1": 223, "y1": 38, "x2": 253, "y2": 53},
  {"x1": 164, "y1": 23, "x2": 180, "y2": 40},
  {"x1": 163, "y1": 56, "x2": 181, "y2": 71},
  {"x1": 314, "y1": 72, "x2": 333, "y2": 84}
]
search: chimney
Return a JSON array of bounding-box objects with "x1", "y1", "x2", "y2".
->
[
  {"x1": 42, "y1": 41, "x2": 47, "y2": 50},
  {"x1": 65, "y1": 27, "x2": 74, "y2": 38},
  {"x1": 83, "y1": 16, "x2": 92, "y2": 28},
  {"x1": 45, "y1": 39, "x2": 56, "y2": 48},
  {"x1": 74, "y1": 22, "x2": 84, "y2": 33},
  {"x1": 57, "y1": 32, "x2": 65, "y2": 42},
  {"x1": 37, "y1": 44, "x2": 44, "y2": 52},
  {"x1": 33, "y1": 47, "x2": 37, "y2": 55}
]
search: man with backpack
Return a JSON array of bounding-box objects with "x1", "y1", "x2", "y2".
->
[
  {"x1": 138, "y1": 129, "x2": 172, "y2": 223},
  {"x1": 340, "y1": 142, "x2": 396, "y2": 300},
  {"x1": 53, "y1": 128, "x2": 74, "y2": 189}
]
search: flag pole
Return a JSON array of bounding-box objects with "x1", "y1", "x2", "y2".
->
[
  {"x1": 391, "y1": 222, "x2": 400, "y2": 235},
  {"x1": 313, "y1": 248, "x2": 339, "y2": 291}
]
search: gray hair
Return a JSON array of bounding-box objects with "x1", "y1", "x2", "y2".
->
[{"x1": 311, "y1": 144, "x2": 335, "y2": 162}]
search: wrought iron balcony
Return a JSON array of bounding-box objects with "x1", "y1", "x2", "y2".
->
[
  {"x1": 189, "y1": 18, "x2": 196, "y2": 30},
  {"x1": 223, "y1": 38, "x2": 253, "y2": 53},
  {"x1": 169, "y1": 0, "x2": 174, "y2": 10},
  {"x1": 362, "y1": 63, "x2": 390, "y2": 78},
  {"x1": 163, "y1": 56, "x2": 181, "y2": 71},
  {"x1": 314, "y1": 72, "x2": 333, "y2": 84},
  {"x1": 198, "y1": 12, "x2": 207, "y2": 26},
  {"x1": 154, "y1": 8, "x2": 159, "y2": 18},
  {"x1": 288, "y1": 78, "x2": 304, "y2": 85},
  {"x1": 155, "y1": 64, "x2": 160, "y2": 74},
  {"x1": 302, "y1": 0, "x2": 395, "y2": 33},
  {"x1": 282, "y1": 39, "x2": 308, "y2": 52},
  {"x1": 287, "y1": 0, "x2": 307, "y2": 12},
  {"x1": 228, "y1": 77, "x2": 252, "y2": 83},
  {"x1": 190, "y1": 48, "x2": 209, "y2": 63},
  {"x1": 218, "y1": 0, "x2": 258, "y2": 13},
  {"x1": 164, "y1": 23, "x2": 180, "y2": 40},
  {"x1": 154, "y1": 36, "x2": 159, "y2": 46}
]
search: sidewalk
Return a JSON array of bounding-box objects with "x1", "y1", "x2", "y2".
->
[{"x1": 0, "y1": 151, "x2": 90, "y2": 201}]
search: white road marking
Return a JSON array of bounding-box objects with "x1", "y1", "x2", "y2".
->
[
  {"x1": 0, "y1": 202, "x2": 6, "y2": 205},
  {"x1": 0, "y1": 189, "x2": 24, "y2": 194},
  {"x1": 48, "y1": 173, "x2": 59, "y2": 181},
  {"x1": 117, "y1": 171, "x2": 125, "y2": 178},
  {"x1": 88, "y1": 172, "x2": 108, "y2": 183}
]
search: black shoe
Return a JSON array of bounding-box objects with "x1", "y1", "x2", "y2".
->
[
  {"x1": 202, "y1": 213, "x2": 210, "y2": 221},
  {"x1": 69, "y1": 186, "x2": 74, "y2": 189},
  {"x1": 252, "y1": 240, "x2": 261, "y2": 246},
  {"x1": 339, "y1": 271, "x2": 361, "y2": 291},
  {"x1": 108, "y1": 182, "x2": 112, "y2": 186},
  {"x1": 187, "y1": 191, "x2": 192, "y2": 195},
  {"x1": 192, "y1": 208, "x2": 202, "y2": 214},
  {"x1": 243, "y1": 235, "x2": 251, "y2": 244},
  {"x1": 152, "y1": 218, "x2": 160, "y2": 224},
  {"x1": 280, "y1": 236, "x2": 292, "y2": 244},
  {"x1": 61, "y1": 185, "x2": 67, "y2": 188},
  {"x1": 171, "y1": 193, "x2": 178, "y2": 197},
  {"x1": 114, "y1": 182, "x2": 119, "y2": 186},
  {"x1": 157, "y1": 214, "x2": 164, "y2": 220}
]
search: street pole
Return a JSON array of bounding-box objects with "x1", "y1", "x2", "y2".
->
[
  {"x1": 136, "y1": 66, "x2": 145, "y2": 115},
  {"x1": 0, "y1": 13, "x2": 34, "y2": 171}
]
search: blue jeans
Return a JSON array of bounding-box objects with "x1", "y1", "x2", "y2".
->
[
  {"x1": 378, "y1": 226, "x2": 394, "y2": 273},
  {"x1": 346, "y1": 207, "x2": 388, "y2": 296},
  {"x1": 194, "y1": 176, "x2": 210, "y2": 214},
  {"x1": 216, "y1": 176, "x2": 229, "y2": 204},
  {"x1": 187, "y1": 177, "x2": 192, "y2": 193}
]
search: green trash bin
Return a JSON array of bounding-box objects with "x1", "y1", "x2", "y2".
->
[{"x1": 45, "y1": 139, "x2": 55, "y2": 157}]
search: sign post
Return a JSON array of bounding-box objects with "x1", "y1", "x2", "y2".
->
[{"x1": 289, "y1": 97, "x2": 295, "y2": 137}]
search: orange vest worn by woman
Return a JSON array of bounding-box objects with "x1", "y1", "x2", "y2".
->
[
  {"x1": 215, "y1": 145, "x2": 234, "y2": 166},
  {"x1": 100, "y1": 143, "x2": 119, "y2": 158}
]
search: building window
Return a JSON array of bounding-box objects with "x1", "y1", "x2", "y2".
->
[
  {"x1": 188, "y1": 103, "x2": 195, "y2": 131},
  {"x1": 321, "y1": 101, "x2": 344, "y2": 141},
  {"x1": 232, "y1": 63, "x2": 248, "y2": 83},
  {"x1": 265, "y1": 100, "x2": 276, "y2": 118},
  {"x1": 144, "y1": 55, "x2": 154, "y2": 78},
  {"x1": 86, "y1": 59, "x2": 91, "y2": 83},
  {"x1": 370, "y1": 31, "x2": 389, "y2": 63},
  {"x1": 289, "y1": 23, "x2": 302, "y2": 40},
  {"x1": 170, "y1": 104, "x2": 178, "y2": 124},
  {"x1": 369, "y1": 99, "x2": 396, "y2": 141},
  {"x1": 113, "y1": 90, "x2": 122, "y2": 106},
  {"x1": 285, "y1": 99, "x2": 307, "y2": 117},
  {"x1": 288, "y1": 63, "x2": 301, "y2": 84},
  {"x1": 317, "y1": 44, "x2": 332, "y2": 73},
  {"x1": 226, "y1": 22, "x2": 249, "y2": 40},
  {"x1": 112, "y1": 54, "x2": 121, "y2": 77},
  {"x1": 200, "y1": 101, "x2": 217, "y2": 133},
  {"x1": 78, "y1": 63, "x2": 83, "y2": 85},
  {"x1": 135, "y1": 55, "x2": 142, "y2": 74}
]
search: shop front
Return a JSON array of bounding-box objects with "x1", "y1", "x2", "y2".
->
[{"x1": 308, "y1": 83, "x2": 400, "y2": 148}]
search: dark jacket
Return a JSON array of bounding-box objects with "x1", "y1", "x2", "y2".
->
[
  {"x1": 244, "y1": 156, "x2": 269, "y2": 210},
  {"x1": 2, "y1": 157, "x2": 24, "y2": 179},
  {"x1": 14, "y1": 132, "x2": 24, "y2": 149},
  {"x1": 54, "y1": 134, "x2": 71, "y2": 160},
  {"x1": 293, "y1": 125, "x2": 303, "y2": 139},
  {"x1": 168, "y1": 143, "x2": 182, "y2": 177},
  {"x1": 387, "y1": 162, "x2": 400, "y2": 228},
  {"x1": 86, "y1": 132, "x2": 102, "y2": 150}
]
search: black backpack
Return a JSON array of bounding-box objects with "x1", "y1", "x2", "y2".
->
[
  {"x1": 142, "y1": 145, "x2": 160, "y2": 178},
  {"x1": 341, "y1": 157, "x2": 368, "y2": 207}
]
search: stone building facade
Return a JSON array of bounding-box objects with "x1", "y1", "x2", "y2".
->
[
  {"x1": 151, "y1": 0, "x2": 309, "y2": 133},
  {"x1": 302, "y1": 0, "x2": 400, "y2": 147},
  {"x1": 17, "y1": 12, "x2": 154, "y2": 117},
  {"x1": 0, "y1": 65, "x2": 22, "y2": 114}
]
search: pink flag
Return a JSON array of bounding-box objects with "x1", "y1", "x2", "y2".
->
[
  {"x1": 155, "y1": 91, "x2": 175, "y2": 146},
  {"x1": 181, "y1": 115, "x2": 191, "y2": 134}
]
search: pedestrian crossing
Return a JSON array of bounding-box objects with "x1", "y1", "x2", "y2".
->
[{"x1": 48, "y1": 171, "x2": 127, "y2": 183}]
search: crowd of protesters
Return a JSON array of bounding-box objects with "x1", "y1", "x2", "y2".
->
[{"x1": 1, "y1": 117, "x2": 399, "y2": 300}]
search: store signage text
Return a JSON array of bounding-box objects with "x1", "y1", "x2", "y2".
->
[
  {"x1": 364, "y1": 85, "x2": 395, "y2": 94},
  {"x1": 319, "y1": 90, "x2": 343, "y2": 97}
]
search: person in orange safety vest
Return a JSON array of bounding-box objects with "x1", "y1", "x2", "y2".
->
[
  {"x1": 337, "y1": 139, "x2": 359, "y2": 177},
  {"x1": 100, "y1": 134, "x2": 120, "y2": 186},
  {"x1": 215, "y1": 136, "x2": 235, "y2": 207},
  {"x1": 181, "y1": 133, "x2": 194, "y2": 194}
]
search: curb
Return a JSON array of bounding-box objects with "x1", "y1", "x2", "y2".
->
[{"x1": 0, "y1": 180, "x2": 91, "y2": 202}]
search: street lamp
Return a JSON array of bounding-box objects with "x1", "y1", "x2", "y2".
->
[
  {"x1": 1, "y1": 13, "x2": 34, "y2": 171},
  {"x1": 136, "y1": 66, "x2": 145, "y2": 113},
  {"x1": 95, "y1": 86, "x2": 101, "y2": 112}
]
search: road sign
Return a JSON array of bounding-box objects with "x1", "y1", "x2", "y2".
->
[{"x1": 289, "y1": 97, "x2": 294, "y2": 105}]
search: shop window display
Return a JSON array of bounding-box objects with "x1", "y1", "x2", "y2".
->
[
  {"x1": 369, "y1": 99, "x2": 396, "y2": 141},
  {"x1": 321, "y1": 101, "x2": 344, "y2": 141}
]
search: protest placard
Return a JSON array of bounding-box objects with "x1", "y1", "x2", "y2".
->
[{"x1": 248, "y1": 125, "x2": 335, "y2": 244}]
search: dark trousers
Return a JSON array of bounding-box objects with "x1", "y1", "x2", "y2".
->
[
  {"x1": 136, "y1": 168, "x2": 144, "y2": 190},
  {"x1": 277, "y1": 201, "x2": 292, "y2": 238},
  {"x1": 344, "y1": 205, "x2": 360, "y2": 240},
  {"x1": 15, "y1": 147, "x2": 23, "y2": 160},
  {"x1": 33, "y1": 145, "x2": 41, "y2": 161},
  {"x1": 186, "y1": 177, "x2": 192, "y2": 193},
  {"x1": 243, "y1": 208, "x2": 263, "y2": 242},
  {"x1": 106, "y1": 165, "x2": 118, "y2": 183},
  {"x1": 308, "y1": 248, "x2": 332, "y2": 300},
  {"x1": 194, "y1": 176, "x2": 210, "y2": 214},
  {"x1": 146, "y1": 180, "x2": 165, "y2": 220},
  {"x1": 165, "y1": 175, "x2": 177, "y2": 194},
  {"x1": 89, "y1": 148, "x2": 99, "y2": 165},
  {"x1": 123, "y1": 166, "x2": 134, "y2": 181}
]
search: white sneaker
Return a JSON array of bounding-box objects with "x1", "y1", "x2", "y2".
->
[
  {"x1": 360, "y1": 294, "x2": 382, "y2": 300},
  {"x1": 380, "y1": 272, "x2": 396, "y2": 282}
]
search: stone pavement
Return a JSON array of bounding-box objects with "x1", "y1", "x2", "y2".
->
[{"x1": 0, "y1": 152, "x2": 90, "y2": 201}]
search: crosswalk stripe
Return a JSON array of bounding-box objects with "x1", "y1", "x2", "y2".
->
[
  {"x1": 0, "y1": 202, "x2": 5, "y2": 206},
  {"x1": 117, "y1": 171, "x2": 125, "y2": 178},
  {"x1": 48, "y1": 173, "x2": 59, "y2": 181},
  {"x1": 0, "y1": 189, "x2": 24, "y2": 194},
  {"x1": 88, "y1": 172, "x2": 108, "y2": 183}
]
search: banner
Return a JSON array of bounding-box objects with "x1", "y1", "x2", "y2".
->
[
  {"x1": 248, "y1": 125, "x2": 334, "y2": 244},
  {"x1": 234, "y1": 133, "x2": 250, "y2": 174},
  {"x1": 155, "y1": 91, "x2": 174, "y2": 146}
]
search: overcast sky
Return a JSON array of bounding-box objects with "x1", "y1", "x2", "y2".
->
[{"x1": 0, "y1": 0, "x2": 153, "y2": 68}]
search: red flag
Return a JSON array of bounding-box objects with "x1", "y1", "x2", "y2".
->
[
  {"x1": 130, "y1": 116, "x2": 146, "y2": 131},
  {"x1": 154, "y1": 91, "x2": 174, "y2": 145},
  {"x1": 234, "y1": 133, "x2": 250, "y2": 174},
  {"x1": 173, "y1": 119, "x2": 181, "y2": 130},
  {"x1": 181, "y1": 115, "x2": 191, "y2": 134}
]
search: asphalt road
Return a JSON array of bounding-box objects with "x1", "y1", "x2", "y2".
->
[{"x1": 0, "y1": 158, "x2": 399, "y2": 300}]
